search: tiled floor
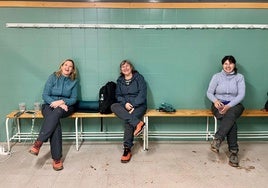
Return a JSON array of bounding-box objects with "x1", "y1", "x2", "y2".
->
[{"x1": 0, "y1": 140, "x2": 267, "y2": 188}]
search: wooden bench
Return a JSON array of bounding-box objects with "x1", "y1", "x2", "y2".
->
[
  {"x1": 5, "y1": 111, "x2": 147, "y2": 152},
  {"x1": 143, "y1": 109, "x2": 268, "y2": 149},
  {"x1": 5, "y1": 109, "x2": 268, "y2": 152},
  {"x1": 71, "y1": 112, "x2": 147, "y2": 151},
  {"x1": 6, "y1": 111, "x2": 45, "y2": 152},
  {"x1": 144, "y1": 109, "x2": 215, "y2": 149}
]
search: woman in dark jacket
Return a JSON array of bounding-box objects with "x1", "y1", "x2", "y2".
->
[{"x1": 111, "y1": 60, "x2": 147, "y2": 163}]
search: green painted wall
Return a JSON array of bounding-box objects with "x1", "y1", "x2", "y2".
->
[{"x1": 0, "y1": 8, "x2": 267, "y2": 142}]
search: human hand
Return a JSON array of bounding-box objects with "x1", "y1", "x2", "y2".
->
[
  {"x1": 59, "y1": 104, "x2": 68, "y2": 112},
  {"x1": 214, "y1": 100, "x2": 224, "y2": 110},
  {"x1": 219, "y1": 105, "x2": 230, "y2": 114},
  {"x1": 129, "y1": 108, "x2": 134, "y2": 114},
  {"x1": 125, "y1": 102, "x2": 133, "y2": 111},
  {"x1": 50, "y1": 100, "x2": 65, "y2": 108}
]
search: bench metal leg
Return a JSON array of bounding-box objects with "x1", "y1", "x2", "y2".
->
[
  {"x1": 213, "y1": 116, "x2": 217, "y2": 139},
  {"x1": 17, "y1": 118, "x2": 21, "y2": 142},
  {"x1": 143, "y1": 116, "x2": 149, "y2": 150},
  {"x1": 5, "y1": 118, "x2": 11, "y2": 152},
  {"x1": 206, "y1": 116, "x2": 210, "y2": 141},
  {"x1": 75, "y1": 117, "x2": 79, "y2": 151},
  {"x1": 75, "y1": 117, "x2": 84, "y2": 151}
]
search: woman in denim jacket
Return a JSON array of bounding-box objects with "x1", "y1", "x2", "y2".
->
[{"x1": 29, "y1": 59, "x2": 78, "y2": 171}]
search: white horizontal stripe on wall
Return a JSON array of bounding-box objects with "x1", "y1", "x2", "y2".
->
[{"x1": 6, "y1": 23, "x2": 268, "y2": 29}]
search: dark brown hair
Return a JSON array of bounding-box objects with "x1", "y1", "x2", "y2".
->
[{"x1": 221, "y1": 55, "x2": 237, "y2": 74}]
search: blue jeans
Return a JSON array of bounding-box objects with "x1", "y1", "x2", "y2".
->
[
  {"x1": 38, "y1": 104, "x2": 75, "y2": 160},
  {"x1": 211, "y1": 103, "x2": 244, "y2": 152},
  {"x1": 111, "y1": 103, "x2": 147, "y2": 148}
]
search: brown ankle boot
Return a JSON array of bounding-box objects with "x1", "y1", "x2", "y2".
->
[
  {"x1": 121, "y1": 147, "x2": 131, "y2": 163},
  {"x1": 29, "y1": 140, "x2": 43, "y2": 156},
  {"x1": 133, "y1": 121, "x2": 145, "y2": 136},
  {"x1": 53, "y1": 159, "x2": 64, "y2": 171}
]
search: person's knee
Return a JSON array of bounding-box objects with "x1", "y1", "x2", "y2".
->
[
  {"x1": 230, "y1": 104, "x2": 244, "y2": 117},
  {"x1": 111, "y1": 103, "x2": 120, "y2": 112},
  {"x1": 47, "y1": 107, "x2": 67, "y2": 120},
  {"x1": 54, "y1": 107, "x2": 65, "y2": 115}
]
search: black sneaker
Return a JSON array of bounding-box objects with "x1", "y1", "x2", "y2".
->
[
  {"x1": 121, "y1": 147, "x2": 131, "y2": 163},
  {"x1": 211, "y1": 138, "x2": 221, "y2": 153},
  {"x1": 229, "y1": 151, "x2": 239, "y2": 167}
]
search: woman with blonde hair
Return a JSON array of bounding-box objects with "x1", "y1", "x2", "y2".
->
[{"x1": 29, "y1": 59, "x2": 78, "y2": 171}]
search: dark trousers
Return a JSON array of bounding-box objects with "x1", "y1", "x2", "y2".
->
[
  {"x1": 38, "y1": 104, "x2": 75, "y2": 160},
  {"x1": 111, "y1": 103, "x2": 147, "y2": 148},
  {"x1": 211, "y1": 103, "x2": 244, "y2": 152}
]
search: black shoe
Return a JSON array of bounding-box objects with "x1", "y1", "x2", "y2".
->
[
  {"x1": 121, "y1": 147, "x2": 131, "y2": 163},
  {"x1": 229, "y1": 151, "x2": 239, "y2": 167},
  {"x1": 211, "y1": 138, "x2": 221, "y2": 153}
]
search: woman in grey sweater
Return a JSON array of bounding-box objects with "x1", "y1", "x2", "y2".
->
[{"x1": 207, "y1": 55, "x2": 245, "y2": 167}]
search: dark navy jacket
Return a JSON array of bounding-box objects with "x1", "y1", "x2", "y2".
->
[{"x1": 115, "y1": 72, "x2": 147, "y2": 108}]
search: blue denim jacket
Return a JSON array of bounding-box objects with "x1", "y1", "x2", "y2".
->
[{"x1": 42, "y1": 73, "x2": 78, "y2": 106}]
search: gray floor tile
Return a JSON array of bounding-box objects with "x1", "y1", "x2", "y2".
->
[{"x1": 0, "y1": 141, "x2": 267, "y2": 188}]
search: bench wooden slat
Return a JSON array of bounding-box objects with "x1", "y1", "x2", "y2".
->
[
  {"x1": 7, "y1": 109, "x2": 268, "y2": 119},
  {"x1": 242, "y1": 110, "x2": 268, "y2": 117},
  {"x1": 70, "y1": 112, "x2": 116, "y2": 118},
  {"x1": 6, "y1": 111, "x2": 117, "y2": 119},
  {"x1": 6, "y1": 111, "x2": 43, "y2": 118},
  {"x1": 145, "y1": 109, "x2": 213, "y2": 117}
]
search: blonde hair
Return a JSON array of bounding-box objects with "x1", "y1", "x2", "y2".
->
[{"x1": 55, "y1": 59, "x2": 77, "y2": 80}]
